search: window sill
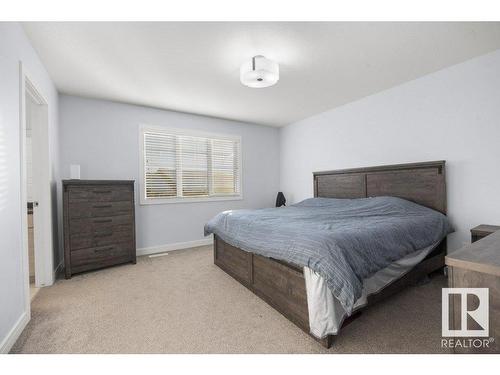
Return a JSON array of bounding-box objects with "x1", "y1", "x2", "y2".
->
[{"x1": 139, "y1": 195, "x2": 243, "y2": 205}]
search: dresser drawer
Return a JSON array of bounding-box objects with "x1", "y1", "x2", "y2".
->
[
  {"x1": 70, "y1": 229, "x2": 134, "y2": 250},
  {"x1": 68, "y1": 185, "x2": 133, "y2": 202},
  {"x1": 70, "y1": 243, "x2": 133, "y2": 273},
  {"x1": 69, "y1": 201, "x2": 133, "y2": 219},
  {"x1": 69, "y1": 215, "x2": 133, "y2": 235}
]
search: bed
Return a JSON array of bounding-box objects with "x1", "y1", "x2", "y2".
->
[{"x1": 205, "y1": 161, "x2": 450, "y2": 348}]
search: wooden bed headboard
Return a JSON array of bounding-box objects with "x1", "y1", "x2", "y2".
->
[{"x1": 313, "y1": 161, "x2": 446, "y2": 214}]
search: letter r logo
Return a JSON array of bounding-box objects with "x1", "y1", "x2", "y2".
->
[{"x1": 442, "y1": 288, "x2": 489, "y2": 337}]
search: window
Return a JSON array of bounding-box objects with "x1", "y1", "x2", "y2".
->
[{"x1": 140, "y1": 126, "x2": 242, "y2": 204}]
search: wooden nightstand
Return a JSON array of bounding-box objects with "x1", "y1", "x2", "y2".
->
[{"x1": 471, "y1": 224, "x2": 500, "y2": 243}]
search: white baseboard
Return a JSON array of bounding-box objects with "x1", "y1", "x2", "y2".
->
[
  {"x1": 137, "y1": 237, "x2": 213, "y2": 257},
  {"x1": 0, "y1": 311, "x2": 29, "y2": 354}
]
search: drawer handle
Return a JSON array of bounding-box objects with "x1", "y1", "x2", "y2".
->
[
  {"x1": 93, "y1": 219, "x2": 112, "y2": 223},
  {"x1": 94, "y1": 231, "x2": 113, "y2": 238},
  {"x1": 93, "y1": 204, "x2": 112, "y2": 209},
  {"x1": 95, "y1": 246, "x2": 114, "y2": 253},
  {"x1": 93, "y1": 190, "x2": 112, "y2": 194}
]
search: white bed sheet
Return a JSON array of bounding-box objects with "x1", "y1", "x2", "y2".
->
[{"x1": 303, "y1": 242, "x2": 440, "y2": 338}]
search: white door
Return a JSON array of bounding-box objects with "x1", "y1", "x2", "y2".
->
[{"x1": 23, "y1": 77, "x2": 53, "y2": 288}]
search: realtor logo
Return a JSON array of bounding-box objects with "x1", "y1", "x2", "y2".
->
[{"x1": 442, "y1": 288, "x2": 489, "y2": 337}]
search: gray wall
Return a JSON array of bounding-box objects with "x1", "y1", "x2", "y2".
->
[
  {"x1": 0, "y1": 23, "x2": 60, "y2": 351},
  {"x1": 280, "y1": 49, "x2": 500, "y2": 252},
  {"x1": 59, "y1": 95, "x2": 280, "y2": 249}
]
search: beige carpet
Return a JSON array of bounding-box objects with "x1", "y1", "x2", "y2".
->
[{"x1": 11, "y1": 245, "x2": 449, "y2": 353}]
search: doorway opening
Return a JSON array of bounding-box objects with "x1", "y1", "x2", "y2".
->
[
  {"x1": 25, "y1": 94, "x2": 36, "y2": 298},
  {"x1": 20, "y1": 67, "x2": 54, "y2": 313}
]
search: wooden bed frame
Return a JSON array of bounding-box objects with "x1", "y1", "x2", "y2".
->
[{"x1": 213, "y1": 161, "x2": 447, "y2": 348}]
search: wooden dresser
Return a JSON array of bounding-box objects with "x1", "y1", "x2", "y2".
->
[
  {"x1": 445, "y1": 231, "x2": 500, "y2": 353},
  {"x1": 63, "y1": 180, "x2": 136, "y2": 278}
]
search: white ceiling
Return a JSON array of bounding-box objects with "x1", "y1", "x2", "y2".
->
[{"x1": 22, "y1": 22, "x2": 500, "y2": 127}]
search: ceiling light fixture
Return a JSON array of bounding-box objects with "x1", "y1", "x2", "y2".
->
[{"x1": 240, "y1": 55, "x2": 279, "y2": 88}]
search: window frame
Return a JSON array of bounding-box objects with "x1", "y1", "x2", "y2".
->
[{"x1": 139, "y1": 124, "x2": 243, "y2": 205}]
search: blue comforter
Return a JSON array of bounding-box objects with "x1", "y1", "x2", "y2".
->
[{"x1": 204, "y1": 197, "x2": 453, "y2": 313}]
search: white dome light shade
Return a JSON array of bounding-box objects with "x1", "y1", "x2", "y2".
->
[{"x1": 240, "y1": 55, "x2": 279, "y2": 88}]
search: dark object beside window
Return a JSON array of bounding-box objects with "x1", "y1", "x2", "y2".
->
[{"x1": 275, "y1": 192, "x2": 286, "y2": 207}]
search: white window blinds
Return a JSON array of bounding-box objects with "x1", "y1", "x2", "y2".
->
[
  {"x1": 142, "y1": 127, "x2": 241, "y2": 202},
  {"x1": 144, "y1": 132, "x2": 177, "y2": 198}
]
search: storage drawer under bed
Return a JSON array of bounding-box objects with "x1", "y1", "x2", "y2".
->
[
  {"x1": 252, "y1": 254, "x2": 309, "y2": 329},
  {"x1": 214, "y1": 238, "x2": 252, "y2": 284},
  {"x1": 213, "y1": 236, "x2": 310, "y2": 331}
]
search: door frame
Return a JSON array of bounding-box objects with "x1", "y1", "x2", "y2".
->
[{"x1": 19, "y1": 61, "x2": 54, "y2": 313}]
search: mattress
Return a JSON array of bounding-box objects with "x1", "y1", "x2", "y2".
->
[{"x1": 205, "y1": 196, "x2": 453, "y2": 313}]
